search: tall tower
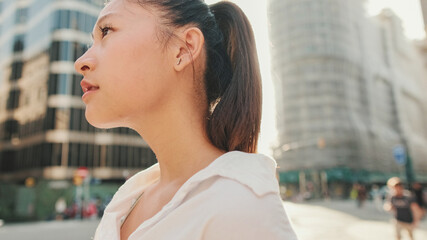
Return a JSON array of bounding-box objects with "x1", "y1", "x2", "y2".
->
[
  {"x1": 268, "y1": 0, "x2": 427, "y2": 192},
  {"x1": 0, "y1": 0, "x2": 157, "y2": 182},
  {"x1": 268, "y1": 0, "x2": 371, "y2": 171},
  {"x1": 421, "y1": 0, "x2": 427, "y2": 34},
  {"x1": 419, "y1": 0, "x2": 427, "y2": 68}
]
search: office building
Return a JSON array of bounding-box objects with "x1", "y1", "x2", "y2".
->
[
  {"x1": 0, "y1": 0, "x2": 157, "y2": 182},
  {"x1": 421, "y1": 0, "x2": 427, "y2": 33},
  {"x1": 418, "y1": 0, "x2": 427, "y2": 67},
  {"x1": 268, "y1": 0, "x2": 427, "y2": 196}
]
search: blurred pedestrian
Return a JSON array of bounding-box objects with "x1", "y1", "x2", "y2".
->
[
  {"x1": 55, "y1": 197, "x2": 67, "y2": 220},
  {"x1": 350, "y1": 184, "x2": 359, "y2": 200},
  {"x1": 95, "y1": 196, "x2": 105, "y2": 219},
  {"x1": 371, "y1": 185, "x2": 383, "y2": 211},
  {"x1": 384, "y1": 177, "x2": 423, "y2": 240},
  {"x1": 357, "y1": 185, "x2": 367, "y2": 208},
  {"x1": 412, "y1": 182, "x2": 426, "y2": 218}
]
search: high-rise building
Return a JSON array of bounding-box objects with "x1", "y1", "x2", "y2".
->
[
  {"x1": 0, "y1": 0, "x2": 157, "y2": 182},
  {"x1": 268, "y1": 0, "x2": 427, "y2": 196},
  {"x1": 418, "y1": 0, "x2": 427, "y2": 67},
  {"x1": 421, "y1": 0, "x2": 427, "y2": 33}
]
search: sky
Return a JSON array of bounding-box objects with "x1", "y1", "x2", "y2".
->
[{"x1": 205, "y1": 0, "x2": 426, "y2": 155}]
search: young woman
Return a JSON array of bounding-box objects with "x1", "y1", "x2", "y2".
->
[{"x1": 74, "y1": 0, "x2": 297, "y2": 239}]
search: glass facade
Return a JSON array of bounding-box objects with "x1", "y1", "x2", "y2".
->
[{"x1": 0, "y1": 0, "x2": 157, "y2": 179}]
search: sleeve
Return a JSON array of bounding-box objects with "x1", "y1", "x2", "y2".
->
[{"x1": 202, "y1": 192, "x2": 298, "y2": 240}]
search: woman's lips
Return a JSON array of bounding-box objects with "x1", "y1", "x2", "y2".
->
[
  {"x1": 81, "y1": 80, "x2": 99, "y2": 100},
  {"x1": 82, "y1": 85, "x2": 99, "y2": 93}
]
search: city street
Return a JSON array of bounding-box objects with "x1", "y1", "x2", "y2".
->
[
  {"x1": 287, "y1": 200, "x2": 427, "y2": 240},
  {"x1": 0, "y1": 200, "x2": 426, "y2": 239}
]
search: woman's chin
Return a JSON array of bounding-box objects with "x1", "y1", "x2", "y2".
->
[{"x1": 85, "y1": 111, "x2": 122, "y2": 129}]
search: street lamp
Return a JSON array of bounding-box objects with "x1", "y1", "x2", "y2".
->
[{"x1": 276, "y1": 137, "x2": 327, "y2": 199}]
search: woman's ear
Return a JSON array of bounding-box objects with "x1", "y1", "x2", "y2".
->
[{"x1": 174, "y1": 27, "x2": 205, "y2": 72}]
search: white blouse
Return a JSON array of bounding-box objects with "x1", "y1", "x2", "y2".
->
[{"x1": 94, "y1": 151, "x2": 298, "y2": 240}]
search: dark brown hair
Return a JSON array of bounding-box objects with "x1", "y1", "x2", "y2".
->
[{"x1": 137, "y1": 0, "x2": 262, "y2": 153}]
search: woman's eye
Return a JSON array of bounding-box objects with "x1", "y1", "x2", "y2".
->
[{"x1": 99, "y1": 26, "x2": 112, "y2": 38}]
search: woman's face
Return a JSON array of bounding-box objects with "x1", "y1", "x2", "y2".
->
[
  {"x1": 393, "y1": 184, "x2": 404, "y2": 195},
  {"x1": 74, "y1": 0, "x2": 177, "y2": 129}
]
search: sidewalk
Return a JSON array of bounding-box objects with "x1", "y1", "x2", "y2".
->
[
  {"x1": 0, "y1": 219, "x2": 99, "y2": 240},
  {"x1": 1, "y1": 200, "x2": 426, "y2": 240},
  {"x1": 284, "y1": 199, "x2": 427, "y2": 240}
]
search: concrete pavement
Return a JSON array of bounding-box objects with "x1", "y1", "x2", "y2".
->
[
  {"x1": 0, "y1": 219, "x2": 99, "y2": 240},
  {"x1": 0, "y1": 200, "x2": 426, "y2": 239},
  {"x1": 285, "y1": 200, "x2": 427, "y2": 240}
]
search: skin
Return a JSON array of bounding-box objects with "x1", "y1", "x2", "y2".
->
[{"x1": 74, "y1": 0, "x2": 224, "y2": 238}]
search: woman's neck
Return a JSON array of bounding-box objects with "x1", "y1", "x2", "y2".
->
[{"x1": 132, "y1": 104, "x2": 224, "y2": 186}]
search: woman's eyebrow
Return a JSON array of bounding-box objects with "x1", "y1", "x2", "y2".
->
[
  {"x1": 96, "y1": 12, "x2": 119, "y2": 26},
  {"x1": 91, "y1": 12, "x2": 120, "y2": 40}
]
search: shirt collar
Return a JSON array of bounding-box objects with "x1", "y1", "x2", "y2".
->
[
  {"x1": 121, "y1": 151, "x2": 279, "y2": 200},
  {"x1": 187, "y1": 151, "x2": 280, "y2": 197},
  {"x1": 129, "y1": 151, "x2": 280, "y2": 197}
]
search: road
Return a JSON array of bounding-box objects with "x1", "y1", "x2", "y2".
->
[
  {"x1": 0, "y1": 200, "x2": 426, "y2": 239},
  {"x1": 287, "y1": 200, "x2": 427, "y2": 240}
]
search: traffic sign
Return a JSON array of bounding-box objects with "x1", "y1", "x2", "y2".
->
[
  {"x1": 393, "y1": 145, "x2": 406, "y2": 165},
  {"x1": 76, "y1": 167, "x2": 89, "y2": 179}
]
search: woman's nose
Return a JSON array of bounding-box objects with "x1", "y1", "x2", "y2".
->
[{"x1": 74, "y1": 50, "x2": 95, "y2": 75}]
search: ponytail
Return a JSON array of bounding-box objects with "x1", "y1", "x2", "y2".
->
[
  {"x1": 136, "y1": 0, "x2": 262, "y2": 153},
  {"x1": 206, "y1": 2, "x2": 262, "y2": 153}
]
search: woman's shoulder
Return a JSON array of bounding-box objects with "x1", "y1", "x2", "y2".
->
[
  {"x1": 204, "y1": 151, "x2": 279, "y2": 197},
  {"x1": 193, "y1": 177, "x2": 297, "y2": 239},
  {"x1": 200, "y1": 176, "x2": 281, "y2": 209},
  {"x1": 183, "y1": 151, "x2": 283, "y2": 214}
]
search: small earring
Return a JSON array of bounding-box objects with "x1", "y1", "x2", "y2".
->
[{"x1": 176, "y1": 58, "x2": 181, "y2": 65}]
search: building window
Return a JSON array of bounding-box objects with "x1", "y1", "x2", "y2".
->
[
  {"x1": 57, "y1": 74, "x2": 69, "y2": 94},
  {"x1": 6, "y1": 89, "x2": 20, "y2": 109},
  {"x1": 50, "y1": 41, "x2": 59, "y2": 61},
  {"x1": 77, "y1": 11, "x2": 85, "y2": 31},
  {"x1": 72, "y1": 74, "x2": 83, "y2": 96},
  {"x1": 68, "y1": 143, "x2": 78, "y2": 166},
  {"x1": 73, "y1": 42, "x2": 87, "y2": 61},
  {"x1": 52, "y1": 143, "x2": 62, "y2": 166},
  {"x1": 87, "y1": 144, "x2": 94, "y2": 167},
  {"x1": 51, "y1": 9, "x2": 98, "y2": 32},
  {"x1": 79, "y1": 143, "x2": 88, "y2": 166},
  {"x1": 70, "y1": 108, "x2": 78, "y2": 130},
  {"x1": 70, "y1": 10, "x2": 78, "y2": 29},
  {"x1": 0, "y1": 151, "x2": 16, "y2": 172},
  {"x1": 48, "y1": 74, "x2": 57, "y2": 95},
  {"x1": 52, "y1": 10, "x2": 60, "y2": 30},
  {"x1": 60, "y1": 9, "x2": 71, "y2": 29},
  {"x1": 4, "y1": 119, "x2": 18, "y2": 140},
  {"x1": 15, "y1": 8, "x2": 28, "y2": 24},
  {"x1": 10, "y1": 61, "x2": 23, "y2": 81},
  {"x1": 93, "y1": 145, "x2": 100, "y2": 167},
  {"x1": 60, "y1": 41, "x2": 71, "y2": 61},
  {"x1": 44, "y1": 107, "x2": 56, "y2": 130},
  {"x1": 19, "y1": 117, "x2": 44, "y2": 138},
  {"x1": 50, "y1": 41, "x2": 75, "y2": 62},
  {"x1": 13, "y1": 35, "x2": 25, "y2": 52},
  {"x1": 48, "y1": 74, "x2": 72, "y2": 95}
]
